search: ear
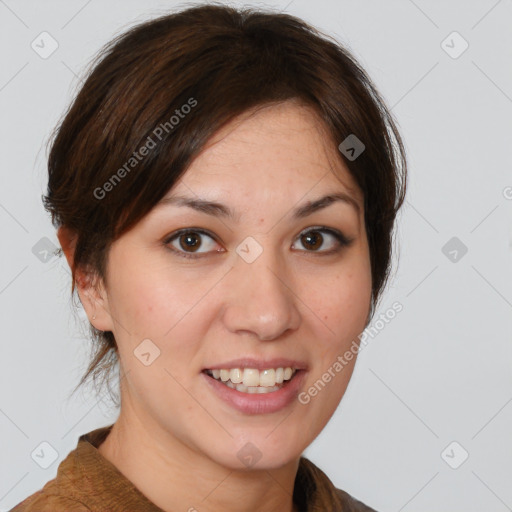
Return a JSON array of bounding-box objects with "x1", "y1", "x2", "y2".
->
[{"x1": 57, "y1": 226, "x2": 115, "y2": 332}]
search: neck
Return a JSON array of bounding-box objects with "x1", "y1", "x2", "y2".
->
[{"x1": 97, "y1": 411, "x2": 301, "y2": 512}]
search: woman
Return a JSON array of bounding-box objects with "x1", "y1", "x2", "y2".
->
[{"x1": 12, "y1": 3, "x2": 406, "y2": 511}]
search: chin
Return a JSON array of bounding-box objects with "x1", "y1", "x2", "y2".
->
[{"x1": 205, "y1": 428, "x2": 308, "y2": 471}]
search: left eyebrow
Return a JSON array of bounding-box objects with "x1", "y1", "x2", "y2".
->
[
  {"x1": 292, "y1": 193, "x2": 360, "y2": 219},
  {"x1": 155, "y1": 192, "x2": 360, "y2": 221}
]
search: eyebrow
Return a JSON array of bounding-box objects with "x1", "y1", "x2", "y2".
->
[{"x1": 155, "y1": 192, "x2": 360, "y2": 221}]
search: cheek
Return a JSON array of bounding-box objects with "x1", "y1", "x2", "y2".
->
[
  {"x1": 297, "y1": 267, "x2": 371, "y2": 437},
  {"x1": 309, "y1": 261, "x2": 372, "y2": 344},
  {"x1": 106, "y1": 259, "x2": 216, "y2": 384},
  {"x1": 107, "y1": 259, "x2": 210, "y2": 339}
]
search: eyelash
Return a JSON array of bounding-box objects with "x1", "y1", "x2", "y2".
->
[{"x1": 163, "y1": 226, "x2": 353, "y2": 260}]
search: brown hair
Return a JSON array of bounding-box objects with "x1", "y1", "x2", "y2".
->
[{"x1": 44, "y1": 3, "x2": 407, "y2": 401}]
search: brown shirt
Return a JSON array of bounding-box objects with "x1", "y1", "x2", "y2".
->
[{"x1": 11, "y1": 424, "x2": 377, "y2": 511}]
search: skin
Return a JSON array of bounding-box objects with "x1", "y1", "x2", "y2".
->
[{"x1": 59, "y1": 100, "x2": 373, "y2": 512}]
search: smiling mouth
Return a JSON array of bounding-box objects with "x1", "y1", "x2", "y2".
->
[{"x1": 203, "y1": 367, "x2": 298, "y2": 394}]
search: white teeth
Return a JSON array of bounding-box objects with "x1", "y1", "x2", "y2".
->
[
  {"x1": 243, "y1": 368, "x2": 260, "y2": 387},
  {"x1": 206, "y1": 366, "x2": 298, "y2": 393},
  {"x1": 259, "y1": 369, "x2": 275, "y2": 387},
  {"x1": 230, "y1": 368, "x2": 243, "y2": 384}
]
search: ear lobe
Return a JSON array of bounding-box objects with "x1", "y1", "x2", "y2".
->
[
  {"x1": 57, "y1": 226, "x2": 114, "y2": 332},
  {"x1": 78, "y1": 275, "x2": 114, "y2": 333}
]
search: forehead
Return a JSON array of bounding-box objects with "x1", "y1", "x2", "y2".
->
[{"x1": 170, "y1": 101, "x2": 363, "y2": 208}]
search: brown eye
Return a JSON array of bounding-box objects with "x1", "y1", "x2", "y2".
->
[
  {"x1": 165, "y1": 229, "x2": 222, "y2": 259},
  {"x1": 293, "y1": 227, "x2": 352, "y2": 254},
  {"x1": 301, "y1": 231, "x2": 323, "y2": 251},
  {"x1": 178, "y1": 232, "x2": 201, "y2": 252}
]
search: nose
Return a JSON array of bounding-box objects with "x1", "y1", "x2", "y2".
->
[{"x1": 221, "y1": 247, "x2": 301, "y2": 341}]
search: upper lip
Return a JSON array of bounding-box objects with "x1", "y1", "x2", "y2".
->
[{"x1": 203, "y1": 357, "x2": 308, "y2": 371}]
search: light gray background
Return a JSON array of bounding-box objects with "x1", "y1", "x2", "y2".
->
[{"x1": 1, "y1": 0, "x2": 511, "y2": 510}]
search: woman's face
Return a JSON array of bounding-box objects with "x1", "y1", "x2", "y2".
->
[{"x1": 91, "y1": 101, "x2": 372, "y2": 469}]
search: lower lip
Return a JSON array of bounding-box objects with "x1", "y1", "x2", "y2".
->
[{"x1": 202, "y1": 370, "x2": 307, "y2": 415}]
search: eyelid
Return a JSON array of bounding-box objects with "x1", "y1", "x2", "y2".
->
[
  {"x1": 295, "y1": 225, "x2": 353, "y2": 247},
  {"x1": 163, "y1": 227, "x2": 218, "y2": 244}
]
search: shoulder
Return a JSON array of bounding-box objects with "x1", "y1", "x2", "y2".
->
[
  {"x1": 9, "y1": 426, "x2": 114, "y2": 512},
  {"x1": 10, "y1": 490, "x2": 92, "y2": 511},
  {"x1": 296, "y1": 456, "x2": 378, "y2": 511},
  {"x1": 9, "y1": 455, "x2": 93, "y2": 512},
  {"x1": 335, "y1": 487, "x2": 379, "y2": 512}
]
